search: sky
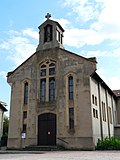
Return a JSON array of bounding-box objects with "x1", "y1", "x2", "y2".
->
[{"x1": 0, "y1": 0, "x2": 120, "y2": 115}]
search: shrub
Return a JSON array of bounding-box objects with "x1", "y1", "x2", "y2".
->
[
  {"x1": 96, "y1": 136, "x2": 120, "y2": 150},
  {"x1": 1, "y1": 134, "x2": 8, "y2": 146}
]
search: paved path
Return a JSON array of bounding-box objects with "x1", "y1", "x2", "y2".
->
[{"x1": 0, "y1": 151, "x2": 120, "y2": 160}]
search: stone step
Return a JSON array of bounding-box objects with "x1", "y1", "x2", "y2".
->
[{"x1": 23, "y1": 145, "x2": 65, "y2": 151}]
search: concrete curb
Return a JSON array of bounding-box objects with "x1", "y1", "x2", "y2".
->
[{"x1": 0, "y1": 150, "x2": 45, "y2": 154}]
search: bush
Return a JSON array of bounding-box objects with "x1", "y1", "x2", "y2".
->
[
  {"x1": 96, "y1": 136, "x2": 120, "y2": 150},
  {"x1": 1, "y1": 134, "x2": 8, "y2": 146}
]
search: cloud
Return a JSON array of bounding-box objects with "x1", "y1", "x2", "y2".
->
[
  {"x1": 22, "y1": 28, "x2": 38, "y2": 40},
  {"x1": 62, "y1": 0, "x2": 104, "y2": 22},
  {"x1": 53, "y1": 17, "x2": 104, "y2": 47},
  {"x1": 64, "y1": 28, "x2": 104, "y2": 47},
  {"x1": 61, "y1": 0, "x2": 120, "y2": 47},
  {"x1": 0, "y1": 29, "x2": 38, "y2": 66},
  {"x1": 53, "y1": 18, "x2": 70, "y2": 29},
  {"x1": 91, "y1": 0, "x2": 120, "y2": 38},
  {"x1": 84, "y1": 48, "x2": 120, "y2": 60},
  {"x1": 0, "y1": 71, "x2": 7, "y2": 79},
  {"x1": 96, "y1": 67, "x2": 120, "y2": 90},
  {"x1": 108, "y1": 77, "x2": 120, "y2": 90},
  {"x1": 52, "y1": 18, "x2": 105, "y2": 48}
]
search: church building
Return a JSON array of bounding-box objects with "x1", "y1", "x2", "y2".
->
[{"x1": 7, "y1": 13, "x2": 120, "y2": 150}]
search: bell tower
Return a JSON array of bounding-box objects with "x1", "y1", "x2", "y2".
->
[{"x1": 36, "y1": 13, "x2": 64, "y2": 51}]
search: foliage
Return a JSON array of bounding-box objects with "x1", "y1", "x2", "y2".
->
[
  {"x1": 1, "y1": 115, "x2": 9, "y2": 146},
  {"x1": 3, "y1": 115, "x2": 9, "y2": 136},
  {"x1": 96, "y1": 136, "x2": 120, "y2": 150}
]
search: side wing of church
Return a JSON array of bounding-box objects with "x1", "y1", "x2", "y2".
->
[{"x1": 7, "y1": 14, "x2": 120, "y2": 150}]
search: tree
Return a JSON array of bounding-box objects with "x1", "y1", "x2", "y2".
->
[
  {"x1": 1, "y1": 115, "x2": 9, "y2": 146},
  {"x1": 3, "y1": 115, "x2": 9, "y2": 136}
]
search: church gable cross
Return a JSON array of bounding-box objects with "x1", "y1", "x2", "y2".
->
[{"x1": 45, "y1": 13, "x2": 51, "y2": 20}]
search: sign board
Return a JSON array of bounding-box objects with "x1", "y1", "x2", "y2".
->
[{"x1": 21, "y1": 133, "x2": 26, "y2": 139}]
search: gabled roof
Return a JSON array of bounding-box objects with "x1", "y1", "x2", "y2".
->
[
  {"x1": 0, "y1": 102, "x2": 8, "y2": 112},
  {"x1": 7, "y1": 51, "x2": 36, "y2": 77},
  {"x1": 7, "y1": 47, "x2": 97, "y2": 78},
  {"x1": 60, "y1": 47, "x2": 97, "y2": 63},
  {"x1": 91, "y1": 72, "x2": 117, "y2": 99}
]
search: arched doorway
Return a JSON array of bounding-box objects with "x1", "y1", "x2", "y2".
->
[{"x1": 38, "y1": 113, "x2": 56, "y2": 146}]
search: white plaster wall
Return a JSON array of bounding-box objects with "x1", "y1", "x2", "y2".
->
[
  {"x1": 90, "y1": 78, "x2": 101, "y2": 145},
  {"x1": 99, "y1": 86, "x2": 109, "y2": 137},
  {"x1": 90, "y1": 78, "x2": 116, "y2": 144}
]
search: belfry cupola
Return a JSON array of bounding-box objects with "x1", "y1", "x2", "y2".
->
[{"x1": 36, "y1": 13, "x2": 64, "y2": 51}]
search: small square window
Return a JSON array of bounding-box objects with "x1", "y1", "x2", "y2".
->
[{"x1": 23, "y1": 111, "x2": 27, "y2": 119}]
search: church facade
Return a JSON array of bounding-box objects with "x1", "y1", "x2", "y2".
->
[{"x1": 7, "y1": 14, "x2": 120, "y2": 150}]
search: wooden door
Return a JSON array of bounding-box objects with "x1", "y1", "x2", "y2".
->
[{"x1": 38, "y1": 113, "x2": 56, "y2": 146}]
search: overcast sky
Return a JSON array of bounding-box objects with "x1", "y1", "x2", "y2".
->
[{"x1": 1, "y1": 0, "x2": 120, "y2": 115}]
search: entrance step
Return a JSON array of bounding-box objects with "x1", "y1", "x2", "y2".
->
[{"x1": 24, "y1": 145, "x2": 65, "y2": 151}]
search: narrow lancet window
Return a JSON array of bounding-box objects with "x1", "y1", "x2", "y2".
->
[
  {"x1": 68, "y1": 76, "x2": 73, "y2": 100},
  {"x1": 24, "y1": 82, "x2": 28, "y2": 105},
  {"x1": 69, "y1": 108, "x2": 74, "y2": 129}
]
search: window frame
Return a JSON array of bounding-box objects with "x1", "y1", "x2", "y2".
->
[
  {"x1": 23, "y1": 124, "x2": 27, "y2": 133},
  {"x1": 102, "y1": 101, "x2": 106, "y2": 122},
  {"x1": 23, "y1": 111, "x2": 27, "y2": 119},
  {"x1": 68, "y1": 76, "x2": 73, "y2": 100},
  {"x1": 69, "y1": 107, "x2": 74, "y2": 129},
  {"x1": 40, "y1": 60, "x2": 56, "y2": 102},
  {"x1": 24, "y1": 82, "x2": 28, "y2": 105}
]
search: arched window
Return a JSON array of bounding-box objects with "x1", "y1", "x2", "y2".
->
[
  {"x1": 41, "y1": 64, "x2": 46, "y2": 77},
  {"x1": 24, "y1": 82, "x2": 28, "y2": 105},
  {"x1": 49, "y1": 63, "x2": 55, "y2": 75},
  {"x1": 68, "y1": 76, "x2": 73, "y2": 100},
  {"x1": 44, "y1": 24, "x2": 52, "y2": 42},
  {"x1": 40, "y1": 60, "x2": 56, "y2": 102},
  {"x1": 49, "y1": 78, "x2": 55, "y2": 101}
]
